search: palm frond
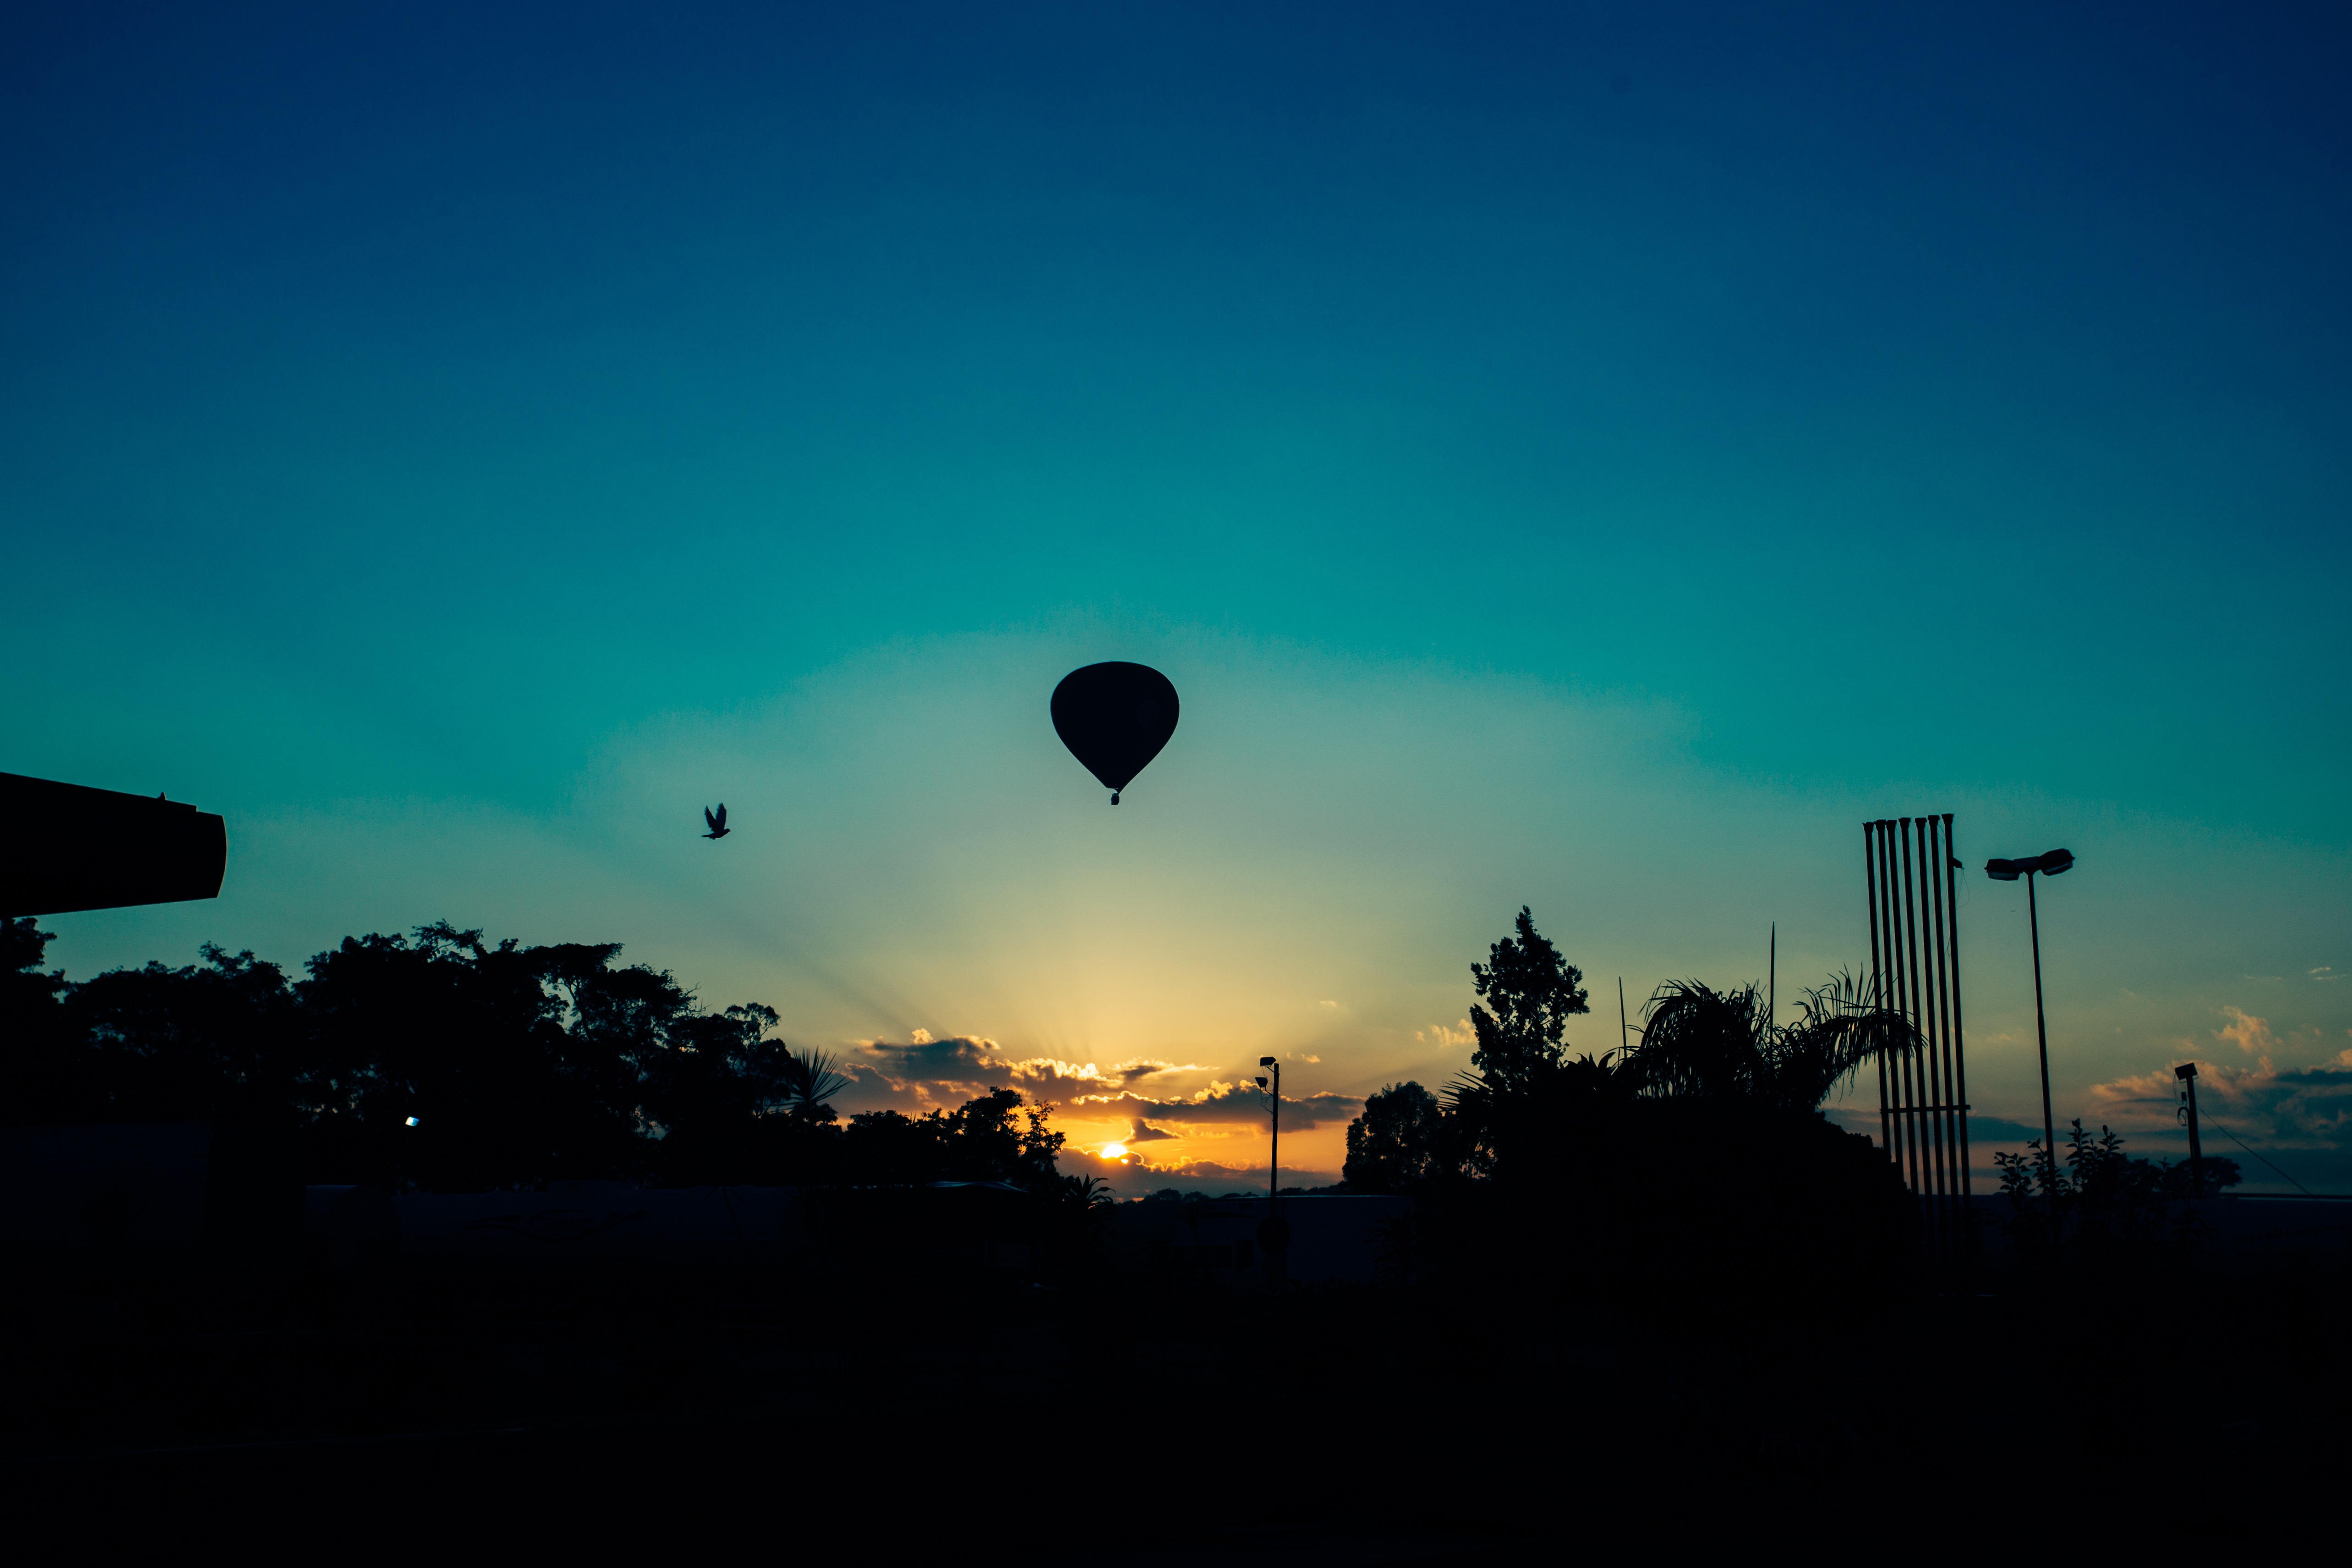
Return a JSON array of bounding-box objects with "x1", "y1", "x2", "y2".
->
[
  {"x1": 1625, "y1": 979, "x2": 1770, "y2": 1099},
  {"x1": 1618, "y1": 971, "x2": 1919, "y2": 1112},
  {"x1": 780, "y1": 1047, "x2": 849, "y2": 1115},
  {"x1": 1767, "y1": 968, "x2": 1920, "y2": 1110}
]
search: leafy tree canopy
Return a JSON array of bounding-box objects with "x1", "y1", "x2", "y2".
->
[
  {"x1": 1343, "y1": 1081, "x2": 1446, "y2": 1195},
  {"x1": 1467, "y1": 907, "x2": 1588, "y2": 1095},
  {"x1": 0, "y1": 919, "x2": 1065, "y2": 1194}
]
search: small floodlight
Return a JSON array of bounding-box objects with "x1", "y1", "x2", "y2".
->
[
  {"x1": 2174, "y1": 1061, "x2": 2198, "y2": 1081},
  {"x1": 405, "y1": 1115, "x2": 420, "y2": 1127},
  {"x1": 1259, "y1": 1056, "x2": 1276, "y2": 1067},
  {"x1": 1255, "y1": 1076, "x2": 1268, "y2": 1088},
  {"x1": 1985, "y1": 858, "x2": 2021, "y2": 881},
  {"x1": 2039, "y1": 848, "x2": 2075, "y2": 876}
]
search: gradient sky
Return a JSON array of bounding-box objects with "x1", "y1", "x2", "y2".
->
[{"x1": 6, "y1": 1, "x2": 2348, "y2": 1191}]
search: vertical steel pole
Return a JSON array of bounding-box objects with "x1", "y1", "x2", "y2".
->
[
  {"x1": 1947, "y1": 823, "x2": 1966, "y2": 1203},
  {"x1": 1890, "y1": 821, "x2": 1922, "y2": 1200},
  {"x1": 1925, "y1": 817, "x2": 1959, "y2": 1264},
  {"x1": 1879, "y1": 820, "x2": 1915, "y2": 1193},
  {"x1": 1899, "y1": 818, "x2": 1938, "y2": 1254},
  {"x1": 1926, "y1": 817, "x2": 1961, "y2": 1205},
  {"x1": 1913, "y1": 818, "x2": 1950, "y2": 1227},
  {"x1": 1865, "y1": 821, "x2": 1891, "y2": 1164},
  {"x1": 1947, "y1": 823, "x2": 1966, "y2": 1278},
  {"x1": 1932, "y1": 826, "x2": 1956, "y2": 1194},
  {"x1": 1269, "y1": 1062, "x2": 1280, "y2": 1200},
  {"x1": 2028, "y1": 871, "x2": 2058, "y2": 1204}
]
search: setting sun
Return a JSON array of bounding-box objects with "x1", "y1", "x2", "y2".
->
[{"x1": 1100, "y1": 1142, "x2": 1128, "y2": 1160}]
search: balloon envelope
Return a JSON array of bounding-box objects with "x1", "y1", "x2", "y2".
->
[{"x1": 1051, "y1": 662, "x2": 1180, "y2": 800}]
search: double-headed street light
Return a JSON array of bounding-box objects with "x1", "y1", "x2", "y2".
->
[
  {"x1": 1986, "y1": 847, "x2": 2076, "y2": 1192},
  {"x1": 1256, "y1": 1057, "x2": 1280, "y2": 1198},
  {"x1": 1253, "y1": 1057, "x2": 1291, "y2": 1283}
]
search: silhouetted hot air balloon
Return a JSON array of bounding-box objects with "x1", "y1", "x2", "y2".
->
[{"x1": 1051, "y1": 662, "x2": 1179, "y2": 804}]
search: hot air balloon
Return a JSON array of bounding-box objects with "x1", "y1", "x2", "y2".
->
[{"x1": 1051, "y1": 662, "x2": 1180, "y2": 804}]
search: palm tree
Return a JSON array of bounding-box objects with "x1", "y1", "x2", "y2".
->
[
  {"x1": 1769, "y1": 970, "x2": 1919, "y2": 1112},
  {"x1": 1626, "y1": 970, "x2": 1914, "y2": 1113},
  {"x1": 776, "y1": 1047, "x2": 849, "y2": 1120}
]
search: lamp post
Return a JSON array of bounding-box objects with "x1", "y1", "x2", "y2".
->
[
  {"x1": 1257, "y1": 1057, "x2": 1279, "y2": 1198},
  {"x1": 1986, "y1": 848, "x2": 2075, "y2": 1201},
  {"x1": 1253, "y1": 1058, "x2": 1290, "y2": 1286}
]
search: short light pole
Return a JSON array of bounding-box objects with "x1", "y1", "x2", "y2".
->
[
  {"x1": 2176, "y1": 1061, "x2": 2205, "y2": 1198},
  {"x1": 1256, "y1": 1057, "x2": 1280, "y2": 1198},
  {"x1": 1253, "y1": 1057, "x2": 1290, "y2": 1286},
  {"x1": 1986, "y1": 848, "x2": 2075, "y2": 1209}
]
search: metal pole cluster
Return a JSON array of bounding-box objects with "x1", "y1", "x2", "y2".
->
[{"x1": 1862, "y1": 814, "x2": 1972, "y2": 1271}]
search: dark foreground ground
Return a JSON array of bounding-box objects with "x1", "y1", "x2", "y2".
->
[{"x1": 5, "y1": 1255, "x2": 2346, "y2": 1560}]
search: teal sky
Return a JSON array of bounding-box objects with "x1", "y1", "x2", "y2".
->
[{"x1": 6, "y1": 2, "x2": 2348, "y2": 1189}]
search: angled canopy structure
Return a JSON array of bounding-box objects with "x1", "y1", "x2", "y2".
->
[{"x1": 0, "y1": 772, "x2": 227, "y2": 916}]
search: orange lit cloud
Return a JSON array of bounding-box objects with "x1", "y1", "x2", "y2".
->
[
  {"x1": 2215, "y1": 1005, "x2": 2277, "y2": 1059},
  {"x1": 1072, "y1": 1080, "x2": 1363, "y2": 1131},
  {"x1": 2087, "y1": 1052, "x2": 2352, "y2": 1147},
  {"x1": 834, "y1": 1033, "x2": 1235, "y2": 1120}
]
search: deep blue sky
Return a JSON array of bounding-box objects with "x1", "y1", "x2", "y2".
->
[{"x1": 6, "y1": 2, "x2": 2348, "y2": 1185}]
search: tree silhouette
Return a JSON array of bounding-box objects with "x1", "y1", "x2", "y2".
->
[
  {"x1": 1342, "y1": 1081, "x2": 1445, "y2": 1194},
  {"x1": 833, "y1": 1088, "x2": 1066, "y2": 1188},
  {"x1": 1466, "y1": 906, "x2": 1589, "y2": 1095},
  {"x1": 3, "y1": 917, "x2": 76, "y2": 1124},
  {"x1": 1414, "y1": 911, "x2": 1920, "y2": 1333}
]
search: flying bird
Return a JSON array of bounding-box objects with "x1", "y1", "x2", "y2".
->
[{"x1": 703, "y1": 804, "x2": 730, "y2": 840}]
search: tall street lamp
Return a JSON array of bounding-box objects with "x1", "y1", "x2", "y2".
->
[{"x1": 1986, "y1": 848, "x2": 2076, "y2": 1196}]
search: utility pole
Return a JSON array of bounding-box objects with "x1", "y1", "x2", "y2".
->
[{"x1": 2176, "y1": 1061, "x2": 2205, "y2": 1198}]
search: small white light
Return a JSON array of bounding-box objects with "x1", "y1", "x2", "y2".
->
[{"x1": 405, "y1": 1115, "x2": 420, "y2": 1127}]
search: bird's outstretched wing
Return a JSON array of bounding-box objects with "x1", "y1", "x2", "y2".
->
[
  {"x1": 705, "y1": 804, "x2": 722, "y2": 834},
  {"x1": 713, "y1": 803, "x2": 727, "y2": 830}
]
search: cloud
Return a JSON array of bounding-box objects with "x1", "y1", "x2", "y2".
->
[
  {"x1": 836, "y1": 1033, "x2": 1007, "y2": 1112},
  {"x1": 1074, "y1": 1081, "x2": 1364, "y2": 1132},
  {"x1": 1825, "y1": 1108, "x2": 2047, "y2": 1149},
  {"x1": 1124, "y1": 1119, "x2": 1177, "y2": 1143},
  {"x1": 1957, "y1": 1115, "x2": 2047, "y2": 1145},
  {"x1": 1115, "y1": 1057, "x2": 1208, "y2": 1083},
  {"x1": 837, "y1": 1036, "x2": 1217, "y2": 1113},
  {"x1": 1132, "y1": 1159, "x2": 1268, "y2": 1180},
  {"x1": 996, "y1": 1055, "x2": 1205, "y2": 1096},
  {"x1": 1127, "y1": 1157, "x2": 1339, "y2": 1186},
  {"x1": 1318, "y1": 999, "x2": 1339, "y2": 1010},
  {"x1": 2313, "y1": 967, "x2": 2338, "y2": 983},
  {"x1": 1054, "y1": 1147, "x2": 1332, "y2": 1196},
  {"x1": 2086, "y1": 1057, "x2": 2352, "y2": 1151},
  {"x1": 2215, "y1": 1006, "x2": 2277, "y2": 1058},
  {"x1": 1416, "y1": 1019, "x2": 1474, "y2": 1049}
]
